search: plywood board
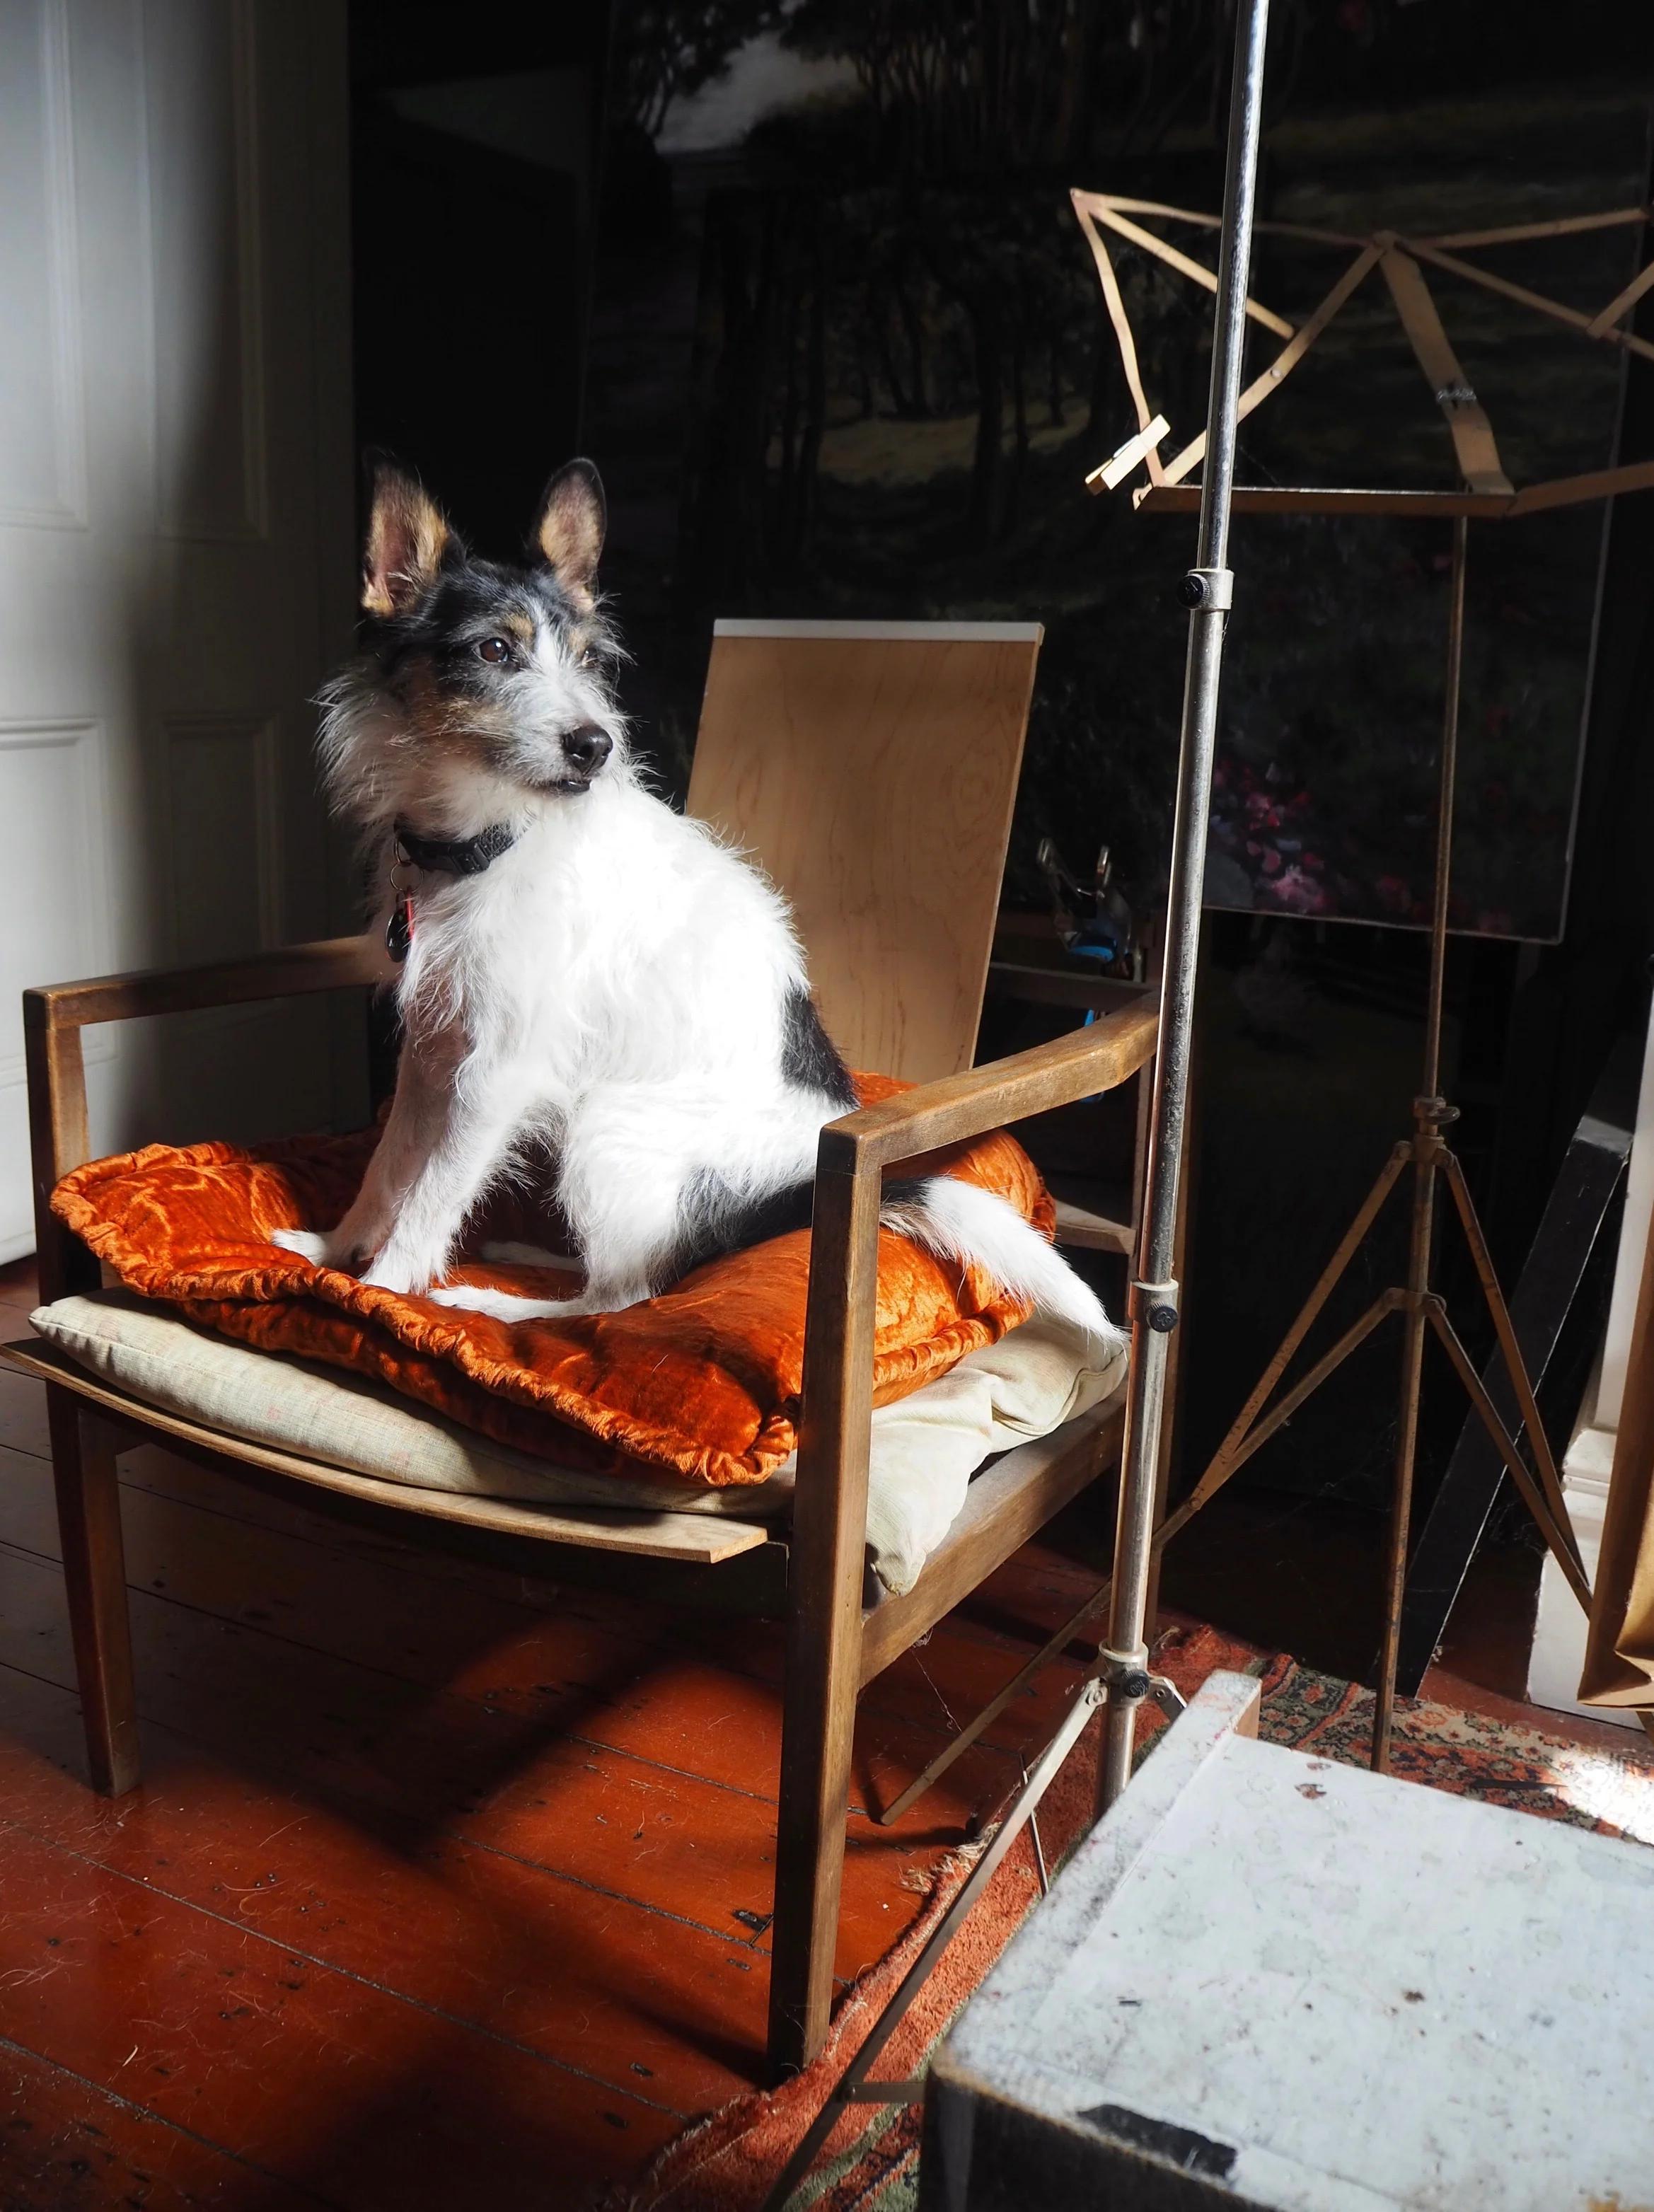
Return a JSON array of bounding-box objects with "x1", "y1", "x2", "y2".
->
[{"x1": 689, "y1": 622, "x2": 1041, "y2": 1084}]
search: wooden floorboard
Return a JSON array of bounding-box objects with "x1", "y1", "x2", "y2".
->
[
  {"x1": 0, "y1": 1819, "x2": 679, "y2": 2206},
  {"x1": 0, "y1": 1428, "x2": 1103, "y2": 1786},
  {"x1": 0, "y1": 1363, "x2": 51, "y2": 1458},
  {"x1": 0, "y1": 1293, "x2": 1100, "y2": 2206},
  {"x1": 1, "y1": 1251, "x2": 1646, "y2": 2204},
  {"x1": 0, "y1": 2029, "x2": 337, "y2": 2212},
  {"x1": 0, "y1": 1664, "x2": 769, "y2": 2117},
  {"x1": 0, "y1": 1535, "x2": 1016, "y2": 1964}
]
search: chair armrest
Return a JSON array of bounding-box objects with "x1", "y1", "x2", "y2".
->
[
  {"x1": 821, "y1": 997, "x2": 1159, "y2": 1174},
  {"x1": 782, "y1": 996, "x2": 1162, "y2": 1862},
  {"x1": 796, "y1": 995, "x2": 1159, "y2": 1504},
  {"x1": 23, "y1": 934, "x2": 388, "y2": 1033},
  {"x1": 23, "y1": 933, "x2": 387, "y2": 1302}
]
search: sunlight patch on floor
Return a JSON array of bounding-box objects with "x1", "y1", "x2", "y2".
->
[{"x1": 1547, "y1": 1742, "x2": 1654, "y2": 1844}]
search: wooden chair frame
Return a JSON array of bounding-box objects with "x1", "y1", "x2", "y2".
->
[{"x1": 8, "y1": 937, "x2": 1157, "y2": 2078}]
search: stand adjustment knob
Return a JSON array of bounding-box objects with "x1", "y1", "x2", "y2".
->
[{"x1": 1178, "y1": 567, "x2": 1234, "y2": 610}]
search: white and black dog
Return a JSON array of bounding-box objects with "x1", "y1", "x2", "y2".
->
[{"x1": 274, "y1": 457, "x2": 1116, "y2": 1345}]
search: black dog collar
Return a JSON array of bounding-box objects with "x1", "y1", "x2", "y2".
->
[
  {"x1": 393, "y1": 821, "x2": 518, "y2": 877},
  {"x1": 385, "y1": 821, "x2": 517, "y2": 963}
]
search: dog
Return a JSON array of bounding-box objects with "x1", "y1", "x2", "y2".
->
[{"x1": 273, "y1": 456, "x2": 1117, "y2": 1350}]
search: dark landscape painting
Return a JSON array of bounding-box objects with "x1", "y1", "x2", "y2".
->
[{"x1": 592, "y1": 2, "x2": 1651, "y2": 943}]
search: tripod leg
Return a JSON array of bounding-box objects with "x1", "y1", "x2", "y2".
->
[
  {"x1": 1440, "y1": 1151, "x2": 1581, "y2": 1573},
  {"x1": 1374, "y1": 1108, "x2": 1447, "y2": 1775},
  {"x1": 1374, "y1": 1282, "x2": 1431, "y2": 1776},
  {"x1": 875, "y1": 1575, "x2": 1112, "y2": 1826},
  {"x1": 1161, "y1": 1289, "x2": 1403, "y2": 1544},
  {"x1": 1425, "y1": 1302, "x2": 1592, "y2": 1611},
  {"x1": 1190, "y1": 1145, "x2": 1409, "y2": 1509}
]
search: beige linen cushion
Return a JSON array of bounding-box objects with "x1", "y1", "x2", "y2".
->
[{"x1": 30, "y1": 1293, "x2": 1124, "y2": 1595}]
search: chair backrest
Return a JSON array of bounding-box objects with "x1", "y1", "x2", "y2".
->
[{"x1": 687, "y1": 620, "x2": 1042, "y2": 1085}]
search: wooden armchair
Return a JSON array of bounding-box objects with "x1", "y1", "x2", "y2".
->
[{"x1": 5, "y1": 622, "x2": 1158, "y2": 2078}]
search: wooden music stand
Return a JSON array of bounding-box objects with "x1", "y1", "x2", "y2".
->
[
  {"x1": 1072, "y1": 191, "x2": 1654, "y2": 519},
  {"x1": 1075, "y1": 190, "x2": 1654, "y2": 1768}
]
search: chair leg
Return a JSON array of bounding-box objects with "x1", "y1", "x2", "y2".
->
[
  {"x1": 769, "y1": 1142, "x2": 880, "y2": 2080},
  {"x1": 767, "y1": 1599, "x2": 861, "y2": 2081},
  {"x1": 46, "y1": 1386, "x2": 140, "y2": 1797}
]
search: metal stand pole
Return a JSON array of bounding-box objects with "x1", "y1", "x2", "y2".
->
[
  {"x1": 1370, "y1": 516, "x2": 1464, "y2": 1769},
  {"x1": 1096, "y1": 0, "x2": 1271, "y2": 1815}
]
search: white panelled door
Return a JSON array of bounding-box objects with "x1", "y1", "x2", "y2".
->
[{"x1": 0, "y1": 0, "x2": 357, "y2": 1261}]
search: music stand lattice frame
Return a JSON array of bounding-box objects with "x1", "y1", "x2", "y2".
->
[
  {"x1": 881, "y1": 183, "x2": 1654, "y2": 1822},
  {"x1": 1073, "y1": 190, "x2": 1654, "y2": 519},
  {"x1": 1077, "y1": 186, "x2": 1654, "y2": 1772}
]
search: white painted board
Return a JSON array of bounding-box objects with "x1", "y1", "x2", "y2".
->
[{"x1": 929, "y1": 1671, "x2": 1654, "y2": 2211}]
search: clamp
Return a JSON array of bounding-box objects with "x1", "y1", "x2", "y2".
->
[
  {"x1": 1132, "y1": 1276, "x2": 1181, "y2": 1334},
  {"x1": 1178, "y1": 566, "x2": 1234, "y2": 611}
]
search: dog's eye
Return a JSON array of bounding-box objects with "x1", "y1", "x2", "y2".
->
[{"x1": 477, "y1": 637, "x2": 511, "y2": 665}]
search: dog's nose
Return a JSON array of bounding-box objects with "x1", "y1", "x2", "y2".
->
[{"x1": 563, "y1": 724, "x2": 612, "y2": 776}]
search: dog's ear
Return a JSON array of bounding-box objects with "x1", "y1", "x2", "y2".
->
[
  {"x1": 362, "y1": 459, "x2": 453, "y2": 619},
  {"x1": 531, "y1": 459, "x2": 606, "y2": 608}
]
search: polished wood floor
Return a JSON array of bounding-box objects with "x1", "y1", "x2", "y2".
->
[
  {"x1": 0, "y1": 1255, "x2": 1631, "y2": 2208},
  {"x1": 0, "y1": 1258, "x2": 1133, "y2": 2209}
]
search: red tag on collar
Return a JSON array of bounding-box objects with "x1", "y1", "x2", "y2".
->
[{"x1": 386, "y1": 895, "x2": 414, "y2": 963}]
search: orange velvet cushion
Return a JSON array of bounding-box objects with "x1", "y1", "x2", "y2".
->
[{"x1": 51, "y1": 1076, "x2": 1055, "y2": 1488}]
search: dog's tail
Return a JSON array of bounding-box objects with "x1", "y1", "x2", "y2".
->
[{"x1": 880, "y1": 1176, "x2": 1123, "y2": 1350}]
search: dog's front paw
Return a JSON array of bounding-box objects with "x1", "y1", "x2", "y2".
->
[
  {"x1": 358, "y1": 1251, "x2": 434, "y2": 1297},
  {"x1": 272, "y1": 1227, "x2": 351, "y2": 1270}
]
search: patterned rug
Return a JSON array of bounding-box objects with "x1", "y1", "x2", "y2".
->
[
  {"x1": 1249, "y1": 1649, "x2": 1654, "y2": 1844},
  {"x1": 598, "y1": 1623, "x2": 1654, "y2": 2212}
]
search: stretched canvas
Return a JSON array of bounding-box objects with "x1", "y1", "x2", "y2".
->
[{"x1": 594, "y1": 13, "x2": 1650, "y2": 942}]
